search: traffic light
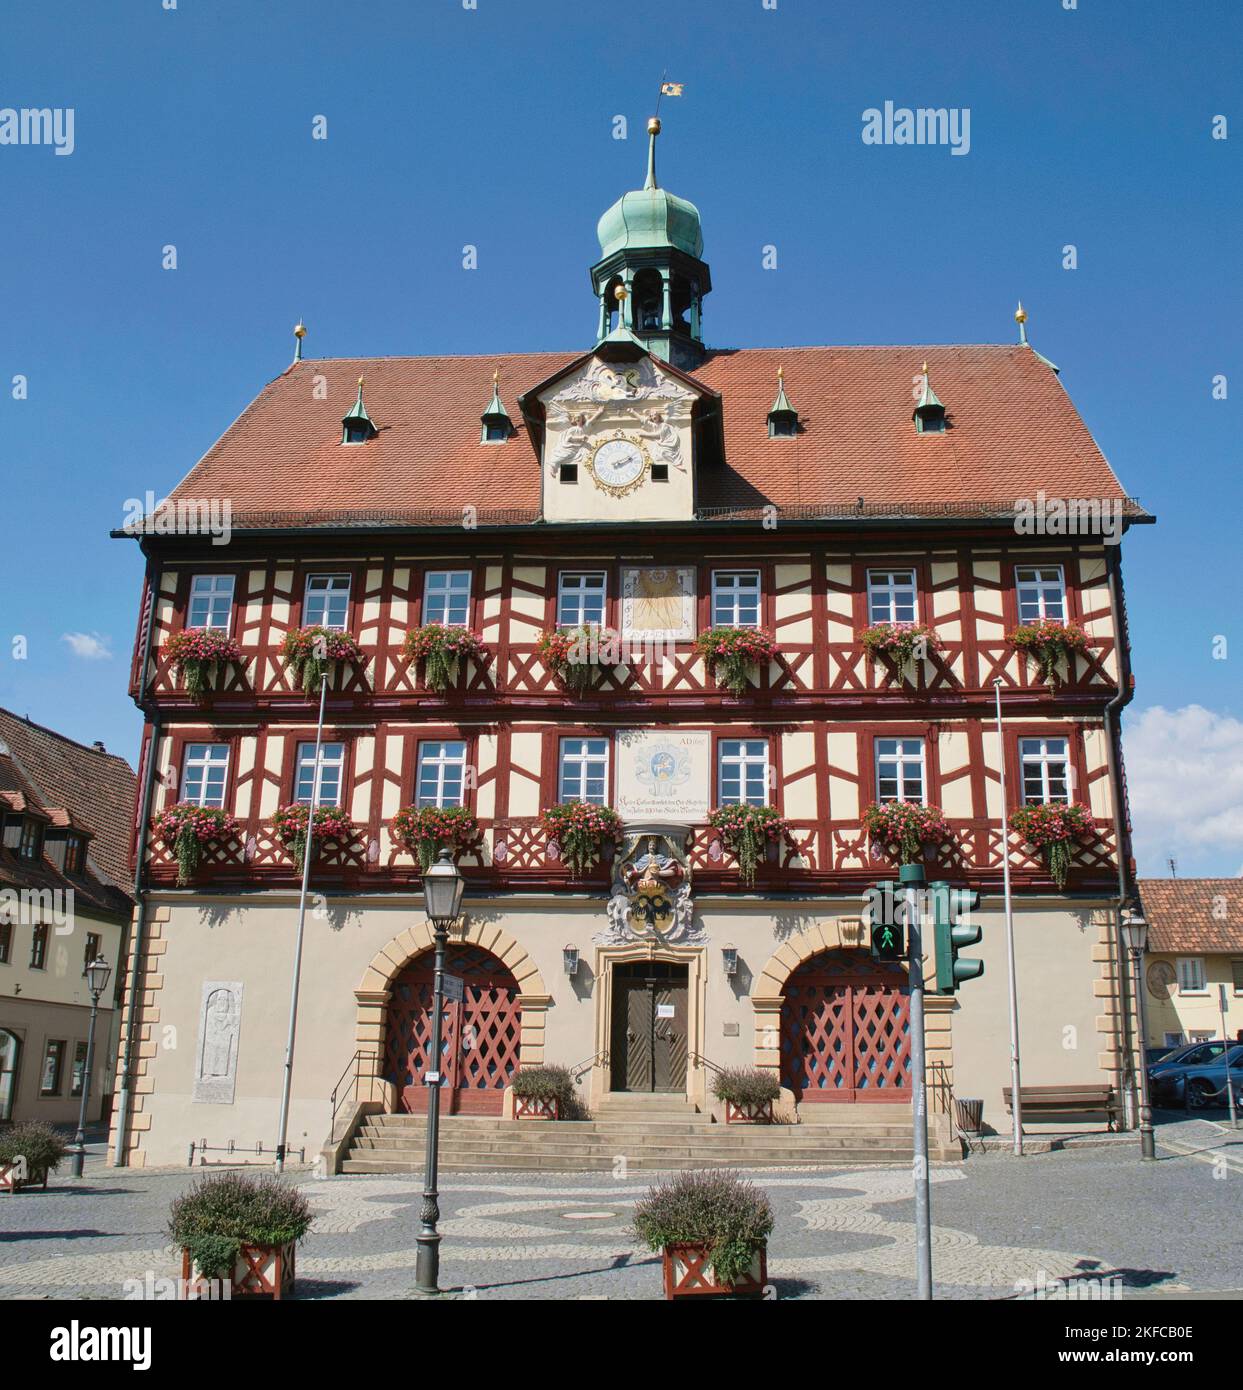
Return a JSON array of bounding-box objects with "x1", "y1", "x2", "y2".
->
[
  {"x1": 931, "y1": 880, "x2": 983, "y2": 993},
  {"x1": 868, "y1": 881, "x2": 905, "y2": 962}
]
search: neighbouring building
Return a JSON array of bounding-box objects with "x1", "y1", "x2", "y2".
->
[
  {"x1": 1137, "y1": 879, "x2": 1243, "y2": 1048},
  {"x1": 110, "y1": 121, "x2": 1152, "y2": 1168},
  {"x1": 0, "y1": 709, "x2": 135, "y2": 1126}
]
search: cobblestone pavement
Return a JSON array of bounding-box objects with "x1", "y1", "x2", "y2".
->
[{"x1": 1, "y1": 1116, "x2": 1239, "y2": 1300}]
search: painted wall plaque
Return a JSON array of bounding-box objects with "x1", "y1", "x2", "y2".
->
[
  {"x1": 615, "y1": 729, "x2": 711, "y2": 821},
  {"x1": 192, "y1": 980, "x2": 244, "y2": 1104}
]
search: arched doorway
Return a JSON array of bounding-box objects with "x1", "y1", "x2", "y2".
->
[
  {"x1": 0, "y1": 1029, "x2": 20, "y2": 1121},
  {"x1": 780, "y1": 950, "x2": 911, "y2": 1103},
  {"x1": 383, "y1": 944, "x2": 521, "y2": 1116}
]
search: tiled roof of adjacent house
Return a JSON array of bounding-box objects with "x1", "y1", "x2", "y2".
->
[
  {"x1": 150, "y1": 345, "x2": 1144, "y2": 531},
  {"x1": 1137, "y1": 879, "x2": 1243, "y2": 954}
]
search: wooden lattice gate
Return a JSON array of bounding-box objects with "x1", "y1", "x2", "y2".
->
[
  {"x1": 384, "y1": 945, "x2": 521, "y2": 1115},
  {"x1": 779, "y1": 950, "x2": 911, "y2": 1103}
]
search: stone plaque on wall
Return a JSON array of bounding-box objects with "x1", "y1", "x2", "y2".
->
[
  {"x1": 615, "y1": 729, "x2": 711, "y2": 822},
  {"x1": 620, "y1": 566, "x2": 695, "y2": 641},
  {"x1": 192, "y1": 980, "x2": 244, "y2": 1104}
]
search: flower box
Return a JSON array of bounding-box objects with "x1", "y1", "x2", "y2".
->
[
  {"x1": 859, "y1": 621, "x2": 941, "y2": 678},
  {"x1": 391, "y1": 805, "x2": 478, "y2": 873},
  {"x1": 1008, "y1": 802, "x2": 1095, "y2": 888},
  {"x1": 272, "y1": 804, "x2": 355, "y2": 873},
  {"x1": 403, "y1": 624, "x2": 486, "y2": 693},
  {"x1": 180, "y1": 1241, "x2": 296, "y2": 1301},
  {"x1": 538, "y1": 626, "x2": 620, "y2": 695},
  {"x1": 153, "y1": 804, "x2": 240, "y2": 885},
  {"x1": 661, "y1": 1242, "x2": 767, "y2": 1300},
  {"x1": 0, "y1": 1162, "x2": 49, "y2": 1194},
  {"x1": 863, "y1": 801, "x2": 952, "y2": 866},
  {"x1": 166, "y1": 630, "x2": 244, "y2": 700},
  {"x1": 514, "y1": 1095, "x2": 560, "y2": 1121},
  {"x1": 539, "y1": 803, "x2": 622, "y2": 878},
  {"x1": 1007, "y1": 618, "x2": 1088, "y2": 687},
  {"x1": 282, "y1": 625, "x2": 363, "y2": 696},
  {"x1": 695, "y1": 627, "x2": 779, "y2": 696},
  {"x1": 723, "y1": 1099, "x2": 775, "y2": 1125},
  {"x1": 707, "y1": 805, "x2": 788, "y2": 887}
]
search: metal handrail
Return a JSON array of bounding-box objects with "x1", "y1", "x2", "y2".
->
[
  {"x1": 329, "y1": 1048, "x2": 380, "y2": 1141},
  {"x1": 930, "y1": 1058, "x2": 955, "y2": 1118},
  {"x1": 688, "y1": 1050, "x2": 728, "y2": 1077},
  {"x1": 569, "y1": 1050, "x2": 609, "y2": 1085}
]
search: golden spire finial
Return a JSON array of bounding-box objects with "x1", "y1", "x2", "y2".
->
[
  {"x1": 777, "y1": 364, "x2": 784, "y2": 381},
  {"x1": 921, "y1": 360, "x2": 928, "y2": 376},
  {"x1": 647, "y1": 116, "x2": 661, "y2": 135},
  {"x1": 292, "y1": 319, "x2": 307, "y2": 361},
  {"x1": 358, "y1": 376, "x2": 365, "y2": 388},
  {"x1": 1015, "y1": 301, "x2": 1027, "y2": 324},
  {"x1": 293, "y1": 320, "x2": 306, "y2": 339},
  {"x1": 614, "y1": 284, "x2": 628, "y2": 302}
]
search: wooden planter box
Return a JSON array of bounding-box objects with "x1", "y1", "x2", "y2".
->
[
  {"x1": 514, "y1": 1094, "x2": 560, "y2": 1121},
  {"x1": 0, "y1": 1163, "x2": 49, "y2": 1194},
  {"x1": 723, "y1": 1099, "x2": 775, "y2": 1125},
  {"x1": 181, "y1": 1241, "x2": 296, "y2": 1300},
  {"x1": 662, "y1": 1242, "x2": 767, "y2": 1300}
]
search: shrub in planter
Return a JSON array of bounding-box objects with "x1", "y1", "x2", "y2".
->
[
  {"x1": 390, "y1": 805, "x2": 478, "y2": 873},
  {"x1": 1007, "y1": 618, "x2": 1088, "y2": 687},
  {"x1": 863, "y1": 801, "x2": 952, "y2": 866},
  {"x1": 153, "y1": 804, "x2": 240, "y2": 885},
  {"x1": 633, "y1": 1168, "x2": 774, "y2": 1298},
  {"x1": 168, "y1": 1172, "x2": 312, "y2": 1299},
  {"x1": 282, "y1": 625, "x2": 363, "y2": 696},
  {"x1": 402, "y1": 624, "x2": 485, "y2": 694},
  {"x1": 1009, "y1": 802, "x2": 1095, "y2": 889},
  {"x1": 538, "y1": 626, "x2": 620, "y2": 695},
  {"x1": 694, "y1": 627, "x2": 780, "y2": 697},
  {"x1": 712, "y1": 1068, "x2": 781, "y2": 1124},
  {"x1": 707, "y1": 805, "x2": 788, "y2": 887},
  {"x1": 166, "y1": 630, "x2": 243, "y2": 700},
  {"x1": 539, "y1": 802, "x2": 622, "y2": 878},
  {"x1": 0, "y1": 1120, "x2": 67, "y2": 1189},
  {"x1": 510, "y1": 1064, "x2": 582, "y2": 1120},
  {"x1": 271, "y1": 804, "x2": 355, "y2": 874},
  {"x1": 859, "y1": 621, "x2": 940, "y2": 676}
]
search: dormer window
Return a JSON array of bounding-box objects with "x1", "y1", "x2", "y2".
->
[
  {"x1": 18, "y1": 818, "x2": 41, "y2": 862},
  {"x1": 341, "y1": 377, "x2": 378, "y2": 445},
  {"x1": 343, "y1": 421, "x2": 372, "y2": 444},
  {"x1": 767, "y1": 366, "x2": 799, "y2": 438},
  {"x1": 483, "y1": 421, "x2": 510, "y2": 443},
  {"x1": 913, "y1": 363, "x2": 947, "y2": 433},
  {"x1": 769, "y1": 415, "x2": 798, "y2": 438},
  {"x1": 64, "y1": 834, "x2": 85, "y2": 875},
  {"x1": 480, "y1": 370, "x2": 513, "y2": 443}
]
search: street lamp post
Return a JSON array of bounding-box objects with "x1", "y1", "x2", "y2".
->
[
  {"x1": 413, "y1": 848, "x2": 465, "y2": 1297},
  {"x1": 69, "y1": 954, "x2": 113, "y2": 1179},
  {"x1": 1121, "y1": 905, "x2": 1156, "y2": 1160}
]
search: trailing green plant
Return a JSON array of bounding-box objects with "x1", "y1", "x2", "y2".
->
[
  {"x1": 632, "y1": 1168, "x2": 774, "y2": 1285},
  {"x1": 271, "y1": 803, "x2": 355, "y2": 873},
  {"x1": 390, "y1": 805, "x2": 478, "y2": 872},
  {"x1": 166, "y1": 629, "x2": 243, "y2": 700},
  {"x1": 282, "y1": 625, "x2": 363, "y2": 696},
  {"x1": 863, "y1": 801, "x2": 952, "y2": 866},
  {"x1": 152, "y1": 804, "x2": 240, "y2": 885},
  {"x1": 694, "y1": 627, "x2": 780, "y2": 697},
  {"x1": 402, "y1": 624, "x2": 485, "y2": 693},
  {"x1": 707, "y1": 804, "x2": 788, "y2": 886},
  {"x1": 168, "y1": 1172, "x2": 313, "y2": 1281},
  {"x1": 537, "y1": 626, "x2": 620, "y2": 695},
  {"x1": 1007, "y1": 618, "x2": 1088, "y2": 687},
  {"x1": 0, "y1": 1120, "x2": 68, "y2": 1178},
  {"x1": 711, "y1": 1067, "x2": 781, "y2": 1109},
  {"x1": 859, "y1": 621, "x2": 940, "y2": 674},
  {"x1": 538, "y1": 802, "x2": 623, "y2": 877},
  {"x1": 1008, "y1": 802, "x2": 1095, "y2": 889}
]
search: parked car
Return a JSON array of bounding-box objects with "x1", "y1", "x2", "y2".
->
[{"x1": 1150, "y1": 1044, "x2": 1243, "y2": 1108}]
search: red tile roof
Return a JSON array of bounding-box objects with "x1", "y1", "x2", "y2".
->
[
  {"x1": 1138, "y1": 879, "x2": 1243, "y2": 954},
  {"x1": 155, "y1": 345, "x2": 1142, "y2": 530}
]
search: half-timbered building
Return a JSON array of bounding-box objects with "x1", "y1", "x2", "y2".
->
[{"x1": 110, "y1": 122, "x2": 1150, "y2": 1167}]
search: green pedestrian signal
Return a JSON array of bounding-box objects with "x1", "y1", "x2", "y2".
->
[
  {"x1": 868, "y1": 881, "x2": 905, "y2": 962},
  {"x1": 931, "y1": 880, "x2": 983, "y2": 993}
]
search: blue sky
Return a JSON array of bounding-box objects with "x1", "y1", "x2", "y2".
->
[{"x1": 1, "y1": 1, "x2": 1239, "y2": 875}]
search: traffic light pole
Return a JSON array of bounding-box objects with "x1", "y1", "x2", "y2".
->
[{"x1": 902, "y1": 862, "x2": 933, "y2": 1301}]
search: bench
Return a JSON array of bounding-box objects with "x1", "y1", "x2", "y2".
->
[{"x1": 1003, "y1": 1084, "x2": 1121, "y2": 1131}]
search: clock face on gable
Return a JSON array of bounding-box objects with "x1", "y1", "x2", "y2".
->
[{"x1": 587, "y1": 435, "x2": 650, "y2": 497}]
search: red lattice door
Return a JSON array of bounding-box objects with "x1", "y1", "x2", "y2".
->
[
  {"x1": 780, "y1": 951, "x2": 911, "y2": 1103},
  {"x1": 384, "y1": 945, "x2": 522, "y2": 1116}
]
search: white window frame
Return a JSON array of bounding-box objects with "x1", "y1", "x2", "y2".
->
[
  {"x1": 1163, "y1": 1032, "x2": 1186, "y2": 1048},
  {"x1": 1019, "y1": 736, "x2": 1071, "y2": 805},
  {"x1": 717, "y1": 738, "x2": 769, "y2": 807},
  {"x1": 180, "y1": 743, "x2": 230, "y2": 809},
  {"x1": 875, "y1": 738, "x2": 926, "y2": 805},
  {"x1": 416, "y1": 740, "x2": 468, "y2": 809},
  {"x1": 303, "y1": 574, "x2": 351, "y2": 630},
  {"x1": 1176, "y1": 956, "x2": 1207, "y2": 995},
  {"x1": 294, "y1": 741, "x2": 346, "y2": 808},
  {"x1": 423, "y1": 570, "x2": 472, "y2": 627},
  {"x1": 867, "y1": 568, "x2": 918, "y2": 625},
  {"x1": 558, "y1": 736, "x2": 610, "y2": 804},
  {"x1": 187, "y1": 574, "x2": 236, "y2": 631},
  {"x1": 557, "y1": 571, "x2": 608, "y2": 628},
  {"x1": 1015, "y1": 565, "x2": 1067, "y2": 623},
  {"x1": 711, "y1": 570, "x2": 762, "y2": 628},
  {"x1": 1232, "y1": 959, "x2": 1243, "y2": 997}
]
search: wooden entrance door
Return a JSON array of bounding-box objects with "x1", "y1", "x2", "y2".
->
[
  {"x1": 384, "y1": 945, "x2": 521, "y2": 1116},
  {"x1": 780, "y1": 950, "x2": 911, "y2": 1103},
  {"x1": 611, "y1": 962, "x2": 688, "y2": 1092}
]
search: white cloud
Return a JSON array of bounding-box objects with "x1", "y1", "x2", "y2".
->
[
  {"x1": 61, "y1": 631, "x2": 112, "y2": 661},
  {"x1": 1124, "y1": 704, "x2": 1243, "y2": 877}
]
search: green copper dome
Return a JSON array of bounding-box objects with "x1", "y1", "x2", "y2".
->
[{"x1": 596, "y1": 121, "x2": 704, "y2": 260}]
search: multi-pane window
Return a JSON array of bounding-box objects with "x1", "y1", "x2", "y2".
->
[
  {"x1": 557, "y1": 572, "x2": 607, "y2": 627},
  {"x1": 30, "y1": 925, "x2": 48, "y2": 970},
  {"x1": 1015, "y1": 565, "x2": 1066, "y2": 622},
  {"x1": 423, "y1": 570, "x2": 472, "y2": 626},
  {"x1": 294, "y1": 742, "x2": 345, "y2": 807},
  {"x1": 83, "y1": 933, "x2": 101, "y2": 972},
  {"x1": 41, "y1": 1040, "x2": 65, "y2": 1096},
  {"x1": 18, "y1": 819, "x2": 41, "y2": 861},
  {"x1": 70, "y1": 1041, "x2": 89, "y2": 1097},
  {"x1": 187, "y1": 574, "x2": 235, "y2": 631},
  {"x1": 559, "y1": 737, "x2": 609, "y2": 804},
  {"x1": 303, "y1": 574, "x2": 351, "y2": 629},
  {"x1": 876, "y1": 738, "x2": 926, "y2": 804},
  {"x1": 64, "y1": 834, "x2": 85, "y2": 875},
  {"x1": 1176, "y1": 958, "x2": 1206, "y2": 994},
  {"x1": 867, "y1": 569, "x2": 918, "y2": 624},
  {"x1": 1233, "y1": 960, "x2": 1243, "y2": 996},
  {"x1": 0, "y1": 921, "x2": 10, "y2": 964},
  {"x1": 711, "y1": 571, "x2": 761, "y2": 628},
  {"x1": 181, "y1": 744, "x2": 229, "y2": 808},
  {"x1": 717, "y1": 739, "x2": 769, "y2": 806},
  {"x1": 1020, "y1": 737, "x2": 1070, "y2": 804},
  {"x1": 416, "y1": 740, "x2": 468, "y2": 808}
]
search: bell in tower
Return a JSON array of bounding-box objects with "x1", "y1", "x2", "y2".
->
[{"x1": 590, "y1": 117, "x2": 712, "y2": 370}]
